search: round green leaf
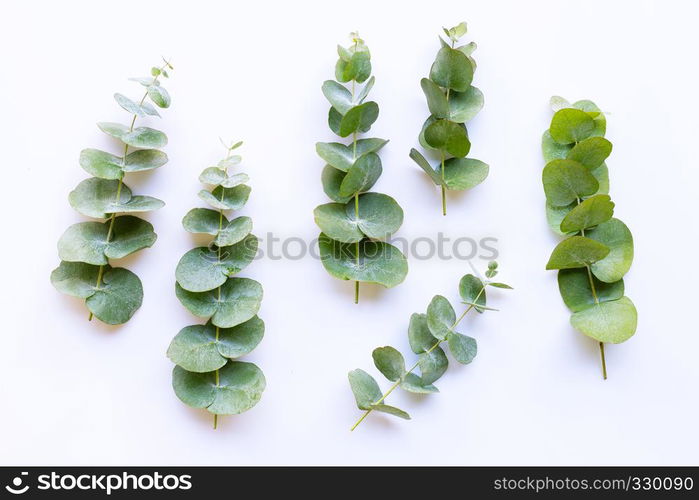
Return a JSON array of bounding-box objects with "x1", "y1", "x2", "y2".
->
[
  {"x1": 570, "y1": 296, "x2": 638, "y2": 343},
  {"x1": 566, "y1": 137, "x2": 612, "y2": 170},
  {"x1": 86, "y1": 267, "x2": 143, "y2": 325},
  {"x1": 338, "y1": 152, "x2": 382, "y2": 197},
  {"x1": 560, "y1": 194, "x2": 615, "y2": 233},
  {"x1": 336, "y1": 51, "x2": 371, "y2": 83},
  {"x1": 69, "y1": 178, "x2": 131, "y2": 218},
  {"x1": 587, "y1": 218, "x2": 634, "y2": 283},
  {"x1": 572, "y1": 99, "x2": 606, "y2": 137},
  {"x1": 449, "y1": 86, "x2": 483, "y2": 123},
  {"x1": 124, "y1": 149, "x2": 168, "y2": 173},
  {"x1": 199, "y1": 167, "x2": 226, "y2": 185},
  {"x1": 558, "y1": 268, "x2": 624, "y2": 313},
  {"x1": 446, "y1": 332, "x2": 477, "y2": 364},
  {"x1": 549, "y1": 108, "x2": 595, "y2": 144},
  {"x1": 50, "y1": 261, "x2": 101, "y2": 298},
  {"x1": 167, "y1": 324, "x2": 228, "y2": 373},
  {"x1": 79, "y1": 149, "x2": 123, "y2": 179},
  {"x1": 322, "y1": 80, "x2": 352, "y2": 114},
  {"x1": 318, "y1": 234, "x2": 408, "y2": 288},
  {"x1": 338, "y1": 102, "x2": 379, "y2": 137},
  {"x1": 314, "y1": 203, "x2": 363, "y2": 243},
  {"x1": 546, "y1": 236, "x2": 610, "y2": 270},
  {"x1": 111, "y1": 195, "x2": 164, "y2": 214},
  {"x1": 542, "y1": 159, "x2": 599, "y2": 207},
  {"x1": 348, "y1": 369, "x2": 382, "y2": 410},
  {"x1": 418, "y1": 346, "x2": 448, "y2": 385},
  {"x1": 175, "y1": 277, "x2": 263, "y2": 328},
  {"x1": 172, "y1": 361, "x2": 266, "y2": 415},
  {"x1": 542, "y1": 130, "x2": 572, "y2": 163},
  {"x1": 438, "y1": 157, "x2": 489, "y2": 190},
  {"x1": 105, "y1": 216, "x2": 157, "y2": 259},
  {"x1": 400, "y1": 373, "x2": 439, "y2": 394},
  {"x1": 147, "y1": 85, "x2": 171, "y2": 108},
  {"x1": 419, "y1": 116, "x2": 438, "y2": 150},
  {"x1": 348, "y1": 193, "x2": 404, "y2": 240},
  {"x1": 408, "y1": 313, "x2": 438, "y2": 354},
  {"x1": 57, "y1": 221, "x2": 109, "y2": 265},
  {"x1": 459, "y1": 274, "x2": 486, "y2": 312},
  {"x1": 370, "y1": 404, "x2": 410, "y2": 420},
  {"x1": 591, "y1": 164, "x2": 609, "y2": 194},
  {"x1": 372, "y1": 346, "x2": 405, "y2": 382},
  {"x1": 321, "y1": 165, "x2": 352, "y2": 203},
  {"x1": 114, "y1": 93, "x2": 159, "y2": 117},
  {"x1": 429, "y1": 47, "x2": 473, "y2": 91},
  {"x1": 175, "y1": 235, "x2": 258, "y2": 292},
  {"x1": 221, "y1": 173, "x2": 249, "y2": 189},
  {"x1": 424, "y1": 119, "x2": 470, "y2": 157},
  {"x1": 199, "y1": 185, "x2": 251, "y2": 211},
  {"x1": 217, "y1": 316, "x2": 265, "y2": 359},
  {"x1": 316, "y1": 139, "x2": 388, "y2": 172},
  {"x1": 183, "y1": 208, "x2": 224, "y2": 235},
  {"x1": 420, "y1": 78, "x2": 449, "y2": 119},
  {"x1": 546, "y1": 201, "x2": 576, "y2": 235},
  {"x1": 215, "y1": 216, "x2": 253, "y2": 247},
  {"x1": 426, "y1": 295, "x2": 456, "y2": 340}
]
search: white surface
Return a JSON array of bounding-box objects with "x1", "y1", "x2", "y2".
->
[{"x1": 1, "y1": 0, "x2": 698, "y2": 466}]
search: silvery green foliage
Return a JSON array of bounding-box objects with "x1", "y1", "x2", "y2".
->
[
  {"x1": 349, "y1": 262, "x2": 510, "y2": 430},
  {"x1": 542, "y1": 96, "x2": 637, "y2": 379},
  {"x1": 50, "y1": 61, "x2": 174, "y2": 325},
  {"x1": 314, "y1": 33, "x2": 408, "y2": 303},
  {"x1": 409, "y1": 22, "x2": 488, "y2": 215},
  {"x1": 168, "y1": 142, "x2": 265, "y2": 427}
]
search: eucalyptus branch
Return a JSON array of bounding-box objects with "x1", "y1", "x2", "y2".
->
[
  {"x1": 349, "y1": 261, "x2": 511, "y2": 430},
  {"x1": 51, "y1": 61, "x2": 174, "y2": 325},
  {"x1": 168, "y1": 141, "x2": 265, "y2": 428},
  {"x1": 409, "y1": 22, "x2": 488, "y2": 215},
  {"x1": 542, "y1": 96, "x2": 637, "y2": 379},
  {"x1": 314, "y1": 32, "x2": 408, "y2": 303}
]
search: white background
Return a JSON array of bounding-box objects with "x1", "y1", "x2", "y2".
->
[{"x1": 1, "y1": 0, "x2": 697, "y2": 466}]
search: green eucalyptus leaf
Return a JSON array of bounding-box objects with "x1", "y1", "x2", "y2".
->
[
  {"x1": 110, "y1": 195, "x2": 164, "y2": 214},
  {"x1": 105, "y1": 216, "x2": 157, "y2": 260},
  {"x1": 549, "y1": 108, "x2": 595, "y2": 144},
  {"x1": 215, "y1": 216, "x2": 253, "y2": 247},
  {"x1": 420, "y1": 78, "x2": 449, "y2": 119},
  {"x1": 114, "y1": 93, "x2": 159, "y2": 117},
  {"x1": 328, "y1": 107, "x2": 342, "y2": 135},
  {"x1": 123, "y1": 149, "x2": 168, "y2": 172},
  {"x1": 175, "y1": 277, "x2": 264, "y2": 328},
  {"x1": 348, "y1": 192, "x2": 404, "y2": 240},
  {"x1": 322, "y1": 80, "x2": 353, "y2": 114},
  {"x1": 426, "y1": 295, "x2": 456, "y2": 340},
  {"x1": 129, "y1": 76, "x2": 155, "y2": 86},
  {"x1": 560, "y1": 194, "x2": 615, "y2": 233},
  {"x1": 446, "y1": 331, "x2": 477, "y2": 364},
  {"x1": 318, "y1": 234, "x2": 408, "y2": 288},
  {"x1": 370, "y1": 404, "x2": 410, "y2": 420},
  {"x1": 147, "y1": 85, "x2": 171, "y2": 108},
  {"x1": 550, "y1": 96, "x2": 571, "y2": 112},
  {"x1": 338, "y1": 101, "x2": 379, "y2": 137},
  {"x1": 172, "y1": 361, "x2": 265, "y2": 415},
  {"x1": 587, "y1": 218, "x2": 634, "y2": 283},
  {"x1": 424, "y1": 119, "x2": 470, "y2": 157},
  {"x1": 68, "y1": 178, "x2": 132, "y2": 218},
  {"x1": 429, "y1": 47, "x2": 473, "y2": 92},
  {"x1": 400, "y1": 372, "x2": 439, "y2": 393},
  {"x1": 372, "y1": 346, "x2": 405, "y2": 382},
  {"x1": 348, "y1": 369, "x2": 382, "y2": 410},
  {"x1": 85, "y1": 267, "x2": 143, "y2": 325},
  {"x1": 542, "y1": 159, "x2": 599, "y2": 206},
  {"x1": 546, "y1": 201, "x2": 576, "y2": 235},
  {"x1": 557, "y1": 268, "x2": 624, "y2": 313},
  {"x1": 337, "y1": 51, "x2": 371, "y2": 83},
  {"x1": 459, "y1": 274, "x2": 486, "y2": 312},
  {"x1": 57, "y1": 222, "x2": 110, "y2": 265},
  {"x1": 572, "y1": 99, "x2": 606, "y2": 137},
  {"x1": 216, "y1": 316, "x2": 265, "y2": 359},
  {"x1": 79, "y1": 149, "x2": 123, "y2": 179},
  {"x1": 566, "y1": 137, "x2": 613, "y2": 170},
  {"x1": 339, "y1": 152, "x2": 382, "y2": 197},
  {"x1": 355, "y1": 76, "x2": 375, "y2": 103},
  {"x1": 221, "y1": 173, "x2": 250, "y2": 189},
  {"x1": 449, "y1": 86, "x2": 484, "y2": 123},
  {"x1": 591, "y1": 164, "x2": 609, "y2": 195},
  {"x1": 182, "y1": 208, "x2": 224, "y2": 235},
  {"x1": 409, "y1": 148, "x2": 441, "y2": 185},
  {"x1": 321, "y1": 165, "x2": 352, "y2": 203},
  {"x1": 314, "y1": 203, "x2": 363, "y2": 243},
  {"x1": 438, "y1": 157, "x2": 489, "y2": 190},
  {"x1": 542, "y1": 130, "x2": 572, "y2": 163},
  {"x1": 408, "y1": 313, "x2": 438, "y2": 354},
  {"x1": 570, "y1": 296, "x2": 637, "y2": 343},
  {"x1": 50, "y1": 261, "x2": 101, "y2": 298},
  {"x1": 316, "y1": 138, "x2": 388, "y2": 172},
  {"x1": 98, "y1": 122, "x2": 168, "y2": 148},
  {"x1": 418, "y1": 346, "x2": 448, "y2": 385},
  {"x1": 545, "y1": 236, "x2": 610, "y2": 270},
  {"x1": 457, "y1": 41, "x2": 477, "y2": 56},
  {"x1": 175, "y1": 234, "x2": 258, "y2": 292},
  {"x1": 199, "y1": 167, "x2": 226, "y2": 185},
  {"x1": 199, "y1": 185, "x2": 251, "y2": 211}
]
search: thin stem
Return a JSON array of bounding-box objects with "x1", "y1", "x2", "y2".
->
[
  {"x1": 351, "y1": 287, "x2": 485, "y2": 431},
  {"x1": 440, "y1": 152, "x2": 446, "y2": 216},
  {"x1": 351, "y1": 72, "x2": 359, "y2": 302}
]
